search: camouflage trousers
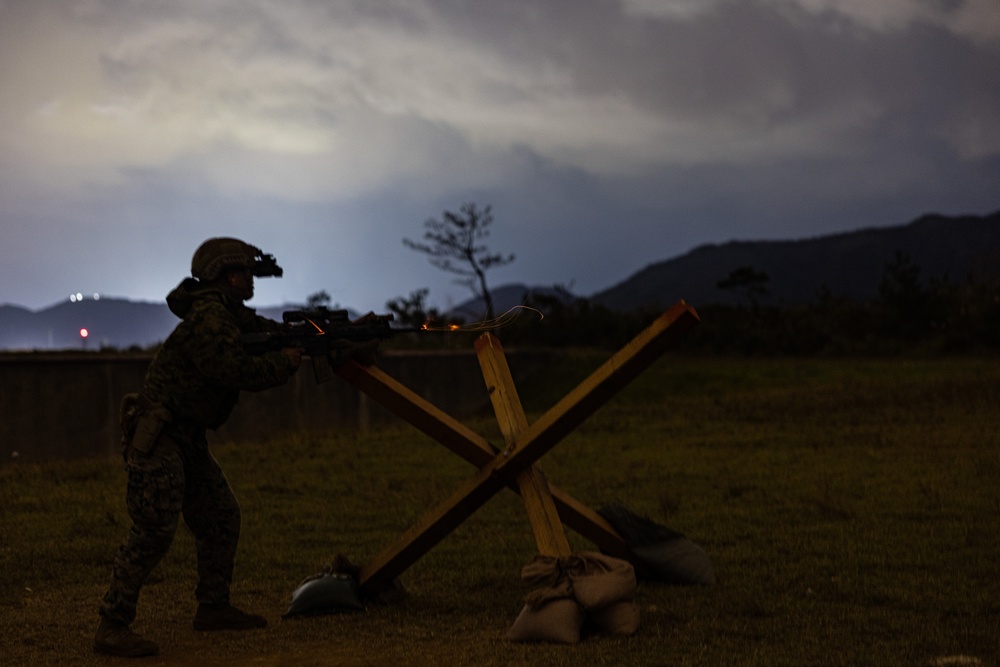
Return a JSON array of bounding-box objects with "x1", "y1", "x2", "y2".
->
[{"x1": 99, "y1": 433, "x2": 241, "y2": 625}]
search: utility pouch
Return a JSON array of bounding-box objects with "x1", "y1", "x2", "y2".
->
[
  {"x1": 120, "y1": 393, "x2": 172, "y2": 458},
  {"x1": 131, "y1": 409, "x2": 170, "y2": 454}
]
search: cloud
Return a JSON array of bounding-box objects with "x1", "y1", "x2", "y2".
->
[
  {"x1": 783, "y1": 0, "x2": 1000, "y2": 42},
  {"x1": 624, "y1": 0, "x2": 1000, "y2": 43},
  {"x1": 3, "y1": 0, "x2": 998, "y2": 205},
  {"x1": 0, "y1": 0, "x2": 997, "y2": 312}
]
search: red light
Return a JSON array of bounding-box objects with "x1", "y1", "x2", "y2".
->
[{"x1": 80, "y1": 328, "x2": 89, "y2": 338}]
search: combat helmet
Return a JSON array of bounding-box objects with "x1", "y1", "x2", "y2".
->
[{"x1": 191, "y1": 237, "x2": 283, "y2": 281}]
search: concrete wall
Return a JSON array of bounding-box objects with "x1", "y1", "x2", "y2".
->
[{"x1": 0, "y1": 349, "x2": 552, "y2": 465}]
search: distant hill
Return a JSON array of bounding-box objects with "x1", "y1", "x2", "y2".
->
[
  {"x1": 0, "y1": 299, "x2": 300, "y2": 351},
  {"x1": 3, "y1": 210, "x2": 998, "y2": 349},
  {"x1": 0, "y1": 298, "x2": 177, "y2": 350},
  {"x1": 590, "y1": 210, "x2": 1000, "y2": 311}
]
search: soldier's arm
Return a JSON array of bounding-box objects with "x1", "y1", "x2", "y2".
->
[{"x1": 188, "y1": 303, "x2": 296, "y2": 391}]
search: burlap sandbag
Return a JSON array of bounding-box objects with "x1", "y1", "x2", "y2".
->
[
  {"x1": 510, "y1": 552, "x2": 639, "y2": 642},
  {"x1": 563, "y1": 551, "x2": 636, "y2": 611},
  {"x1": 506, "y1": 597, "x2": 586, "y2": 644},
  {"x1": 520, "y1": 556, "x2": 574, "y2": 605},
  {"x1": 589, "y1": 600, "x2": 641, "y2": 636},
  {"x1": 509, "y1": 557, "x2": 581, "y2": 643}
]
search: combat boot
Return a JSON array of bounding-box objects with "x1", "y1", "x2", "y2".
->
[
  {"x1": 192, "y1": 603, "x2": 268, "y2": 631},
  {"x1": 93, "y1": 617, "x2": 159, "y2": 657}
]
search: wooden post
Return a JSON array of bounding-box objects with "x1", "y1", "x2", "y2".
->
[{"x1": 476, "y1": 333, "x2": 571, "y2": 557}]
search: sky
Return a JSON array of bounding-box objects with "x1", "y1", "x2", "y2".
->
[{"x1": 2, "y1": 0, "x2": 999, "y2": 314}]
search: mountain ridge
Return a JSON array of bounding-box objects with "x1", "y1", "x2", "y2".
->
[
  {"x1": 590, "y1": 210, "x2": 1000, "y2": 311},
  {"x1": 2, "y1": 209, "x2": 998, "y2": 349}
]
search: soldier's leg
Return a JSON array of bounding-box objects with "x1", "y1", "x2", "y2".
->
[
  {"x1": 99, "y1": 444, "x2": 185, "y2": 625},
  {"x1": 182, "y1": 448, "x2": 241, "y2": 606}
]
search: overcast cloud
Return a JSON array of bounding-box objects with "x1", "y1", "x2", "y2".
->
[{"x1": 1, "y1": 0, "x2": 998, "y2": 313}]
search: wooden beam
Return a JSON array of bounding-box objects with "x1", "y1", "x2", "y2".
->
[
  {"x1": 333, "y1": 361, "x2": 496, "y2": 465},
  {"x1": 493, "y1": 301, "x2": 700, "y2": 480},
  {"x1": 476, "y1": 333, "x2": 571, "y2": 557}
]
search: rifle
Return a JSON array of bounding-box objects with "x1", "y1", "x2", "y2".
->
[{"x1": 243, "y1": 307, "x2": 423, "y2": 382}]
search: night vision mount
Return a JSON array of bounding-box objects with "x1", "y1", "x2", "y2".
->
[{"x1": 252, "y1": 251, "x2": 283, "y2": 278}]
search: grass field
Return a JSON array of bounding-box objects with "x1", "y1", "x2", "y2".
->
[{"x1": 2, "y1": 354, "x2": 998, "y2": 666}]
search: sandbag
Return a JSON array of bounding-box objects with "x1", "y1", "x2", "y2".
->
[
  {"x1": 510, "y1": 552, "x2": 639, "y2": 641},
  {"x1": 314, "y1": 553, "x2": 406, "y2": 606},
  {"x1": 506, "y1": 598, "x2": 586, "y2": 644},
  {"x1": 631, "y1": 538, "x2": 716, "y2": 586},
  {"x1": 598, "y1": 502, "x2": 716, "y2": 585},
  {"x1": 589, "y1": 600, "x2": 641, "y2": 636},
  {"x1": 282, "y1": 573, "x2": 364, "y2": 618},
  {"x1": 564, "y1": 551, "x2": 636, "y2": 611}
]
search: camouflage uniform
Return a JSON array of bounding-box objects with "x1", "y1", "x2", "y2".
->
[{"x1": 99, "y1": 278, "x2": 295, "y2": 626}]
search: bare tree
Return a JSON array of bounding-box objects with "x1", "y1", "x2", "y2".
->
[
  {"x1": 304, "y1": 290, "x2": 332, "y2": 309},
  {"x1": 717, "y1": 266, "x2": 770, "y2": 312},
  {"x1": 385, "y1": 288, "x2": 444, "y2": 328},
  {"x1": 403, "y1": 202, "x2": 515, "y2": 321}
]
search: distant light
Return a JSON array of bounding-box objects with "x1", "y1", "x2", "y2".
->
[
  {"x1": 77, "y1": 293, "x2": 83, "y2": 301},
  {"x1": 80, "y1": 328, "x2": 89, "y2": 338},
  {"x1": 70, "y1": 294, "x2": 77, "y2": 303},
  {"x1": 93, "y1": 293, "x2": 101, "y2": 301}
]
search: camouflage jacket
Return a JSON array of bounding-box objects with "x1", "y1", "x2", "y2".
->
[{"x1": 142, "y1": 279, "x2": 295, "y2": 432}]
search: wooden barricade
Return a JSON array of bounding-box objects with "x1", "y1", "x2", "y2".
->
[{"x1": 332, "y1": 300, "x2": 700, "y2": 594}]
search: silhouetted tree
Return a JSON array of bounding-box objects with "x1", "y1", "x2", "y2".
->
[
  {"x1": 385, "y1": 288, "x2": 445, "y2": 328},
  {"x1": 305, "y1": 290, "x2": 332, "y2": 309},
  {"x1": 877, "y1": 251, "x2": 932, "y2": 341},
  {"x1": 717, "y1": 266, "x2": 770, "y2": 311},
  {"x1": 404, "y1": 203, "x2": 515, "y2": 321}
]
